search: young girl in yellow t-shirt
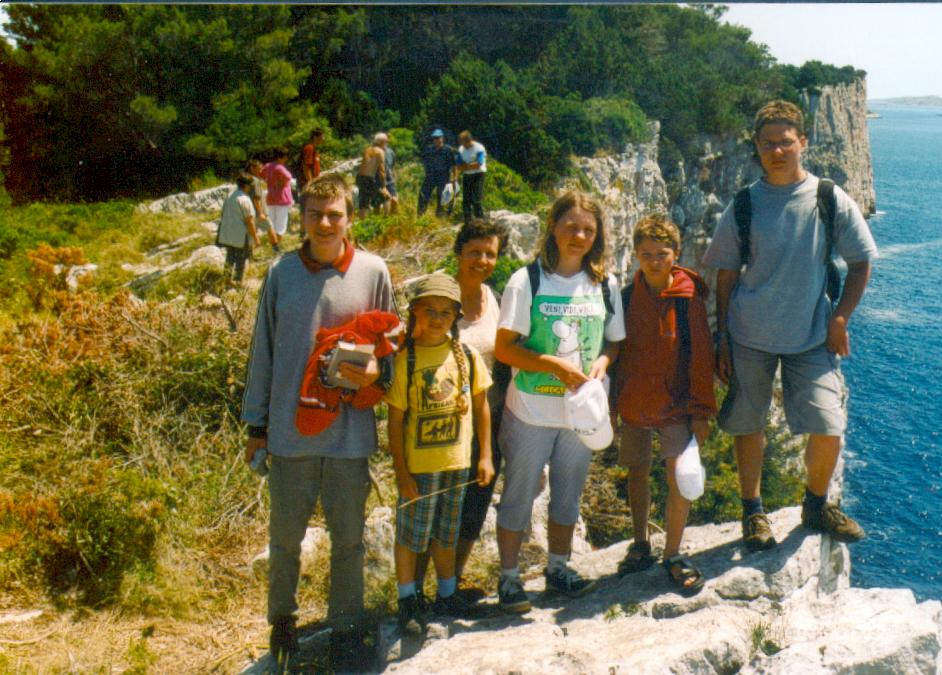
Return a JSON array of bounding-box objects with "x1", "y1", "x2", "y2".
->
[{"x1": 385, "y1": 273, "x2": 493, "y2": 635}]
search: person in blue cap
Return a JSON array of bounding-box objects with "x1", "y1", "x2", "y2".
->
[{"x1": 418, "y1": 128, "x2": 457, "y2": 217}]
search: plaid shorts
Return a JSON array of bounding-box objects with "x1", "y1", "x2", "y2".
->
[{"x1": 396, "y1": 469, "x2": 469, "y2": 553}]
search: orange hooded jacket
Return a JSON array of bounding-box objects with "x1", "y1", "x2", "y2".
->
[{"x1": 614, "y1": 266, "x2": 717, "y2": 428}]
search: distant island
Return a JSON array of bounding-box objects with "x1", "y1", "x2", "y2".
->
[{"x1": 869, "y1": 95, "x2": 942, "y2": 106}]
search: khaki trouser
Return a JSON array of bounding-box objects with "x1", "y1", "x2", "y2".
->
[{"x1": 267, "y1": 455, "x2": 371, "y2": 627}]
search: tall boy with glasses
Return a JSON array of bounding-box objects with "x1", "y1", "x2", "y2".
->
[{"x1": 703, "y1": 100, "x2": 877, "y2": 551}]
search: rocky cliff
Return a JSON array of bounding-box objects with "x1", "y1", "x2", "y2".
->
[{"x1": 380, "y1": 509, "x2": 941, "y2": 674}]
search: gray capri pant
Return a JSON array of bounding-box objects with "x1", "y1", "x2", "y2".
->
[{"x1": 496, "y1": 408, "x2": 593, "y2": 532}]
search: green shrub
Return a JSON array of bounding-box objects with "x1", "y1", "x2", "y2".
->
[
  {"x1": 480, "y1": 160, "x2": 546, "y2": 214},
  {"x1": 1, "y1": 460, "x2": 169, "y2": 606}
]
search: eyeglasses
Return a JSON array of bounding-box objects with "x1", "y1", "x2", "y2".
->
[{"x1": 758, "y1": 138, "x2": 798, "y2": 152}]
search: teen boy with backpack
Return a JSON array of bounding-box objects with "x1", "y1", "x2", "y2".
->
[{"x1": 703, "y1": 100, "x2": 877, "y2": 551}]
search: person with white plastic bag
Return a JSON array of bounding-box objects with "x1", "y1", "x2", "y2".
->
[{"x1": 612, "y1": 216, "x2": 716, "y2": 596}]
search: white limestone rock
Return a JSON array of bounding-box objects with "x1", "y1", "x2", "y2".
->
[
  {"x1": 135, "y1": 184, "x2": 234, "y2": 214},
  {"x1": 384, "y1": 507, "x2": 942, "y2": 674},
  {"x1": 490, "y1": 210, "x2": 541, "y2": 262}
]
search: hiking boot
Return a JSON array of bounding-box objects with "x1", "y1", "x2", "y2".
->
[
  {"x1": 329, "y1": 623, "x2": 375, "y2": 673},
  {"x1": 543, "y1": 565, "x2": 597, "y2": 597},
  {"x1": 497, "y1": 576, "x2": 531, "y2": 613},
  {"x1": 802, "y1": 502, "x2": 866, "y2": 543},
  {"x1": 431, "y1": 592, "x2": 483, "y2": 619},
  {"x1": 269, "y1": 615, "x2": 298, "y2": 667},
  {"x1": 397, "y1": 593, "x2": 427, "y2": 636},
  {"x1": 742, "y1": 512, "x2": 777, "y2": 551}
]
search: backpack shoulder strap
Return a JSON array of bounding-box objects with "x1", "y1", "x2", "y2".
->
[
  {"x1": 620, "y1": 282, "x2": 635, "y2": 320},
  {"x1": 817, "y1": 178, "x2": 837, "y2": 261},
  {"x1": 461, "y1": 342, "x2": 475, "y2": 391},
  {"x1": 601, "y1": 275, "x2": 614, "y2": 319},
  {"x1": 733, "y1": 186, "x2": 752, "y2": 266},
  {"x1": 406, "y1": 342, "x2": 416, "y2": 402},
  {"x1": 527, "y1": 260, "x2": 541, "y2": 302},
  {"x1": 675, "y1": 296, "x2": 692, "y2": 405}
]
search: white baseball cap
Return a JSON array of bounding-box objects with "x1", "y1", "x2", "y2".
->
[{"x1": 564, "y1": 378, "x2": 614, "y2": 451}]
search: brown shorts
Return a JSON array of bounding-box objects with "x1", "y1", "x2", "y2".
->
[{"x1": 618, "y1": 421, "x2": 692, "y2": 466}]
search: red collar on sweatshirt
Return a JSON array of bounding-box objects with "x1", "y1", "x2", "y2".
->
[{"x1": 299, "y1": 239, "x2": 354, "y2": 274}]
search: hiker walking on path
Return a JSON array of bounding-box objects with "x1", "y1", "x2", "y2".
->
[
  {"x1": 242, "y1": 174, "x2": 396, "y2": 670},
  {"x1": 413, "y1": 218, "x2": 511, "y2": 603},
  {"x1": 299, "y1": 129, "x2": 324, "y2": 188},
  {"x1": 612, "y1": 215, "x2": 716, "y2": 596},
  {"x1": 703, "y1": 100, "x2": 877, "y2": 552},
  {"x1": 385, "y1": 273, "x2": 494, "y2": 635},
  {"x1": 418, "y1": 129, "x2": 456, "y2": 217},
  {"x1": 456, "y1": 130, "x2": 486, "y2": 226},
  {"x1": 384, "y1": 134, "x2": 399, "y2": 215},
  {"x1": 262, "y1": 148, "x2": 294, "y2": 239},
  {"x1": 493, "y1": 191, "x2": 624, "y2": 613},
  {"x1": 247, "y1": 159, "x2": 280, "y2": 254},
  {"x1": 356, "y1": 133, "x2": 390, "y2": 218},
  {"x1": 216, "y1": 173, "x2": 260, "y2": 286}
]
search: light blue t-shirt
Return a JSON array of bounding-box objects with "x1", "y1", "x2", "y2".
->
[{"x1": 703, "y1": 174, "x2": 878, "y2": 354}]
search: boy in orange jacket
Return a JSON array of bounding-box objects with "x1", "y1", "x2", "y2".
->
[{"x1": 613, "y1": 215, "x2": 716, "y2": 596}]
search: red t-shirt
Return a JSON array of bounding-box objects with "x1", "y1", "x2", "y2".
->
[{"x1": 302, "y1": 144, "x2": 320, "y2": 179}]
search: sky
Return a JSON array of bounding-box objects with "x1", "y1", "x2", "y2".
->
[{"x1": 722, "y1": 3, "x2": 942, "y2": 100}]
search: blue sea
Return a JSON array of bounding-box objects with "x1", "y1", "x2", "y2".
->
[{"x1": 842, "y1": 103, "x2": 942, "y2": 602}]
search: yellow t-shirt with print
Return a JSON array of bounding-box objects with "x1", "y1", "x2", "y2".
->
[{"x1": 385, "y1": 341, "x2": 492, "y2": 474}]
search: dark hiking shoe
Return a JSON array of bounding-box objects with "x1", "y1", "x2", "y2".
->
[
  {"x1": 497, "y1": 576, "x2": 531, "y2": 613},
  {"x1": 742, "y1": 512, "x2": 777, "y2": 551},
  {"x1": 397, "y1": 594, "x2": 427, "y2": 636},
  {"x1": 802, "y1": 502, "x2": 866, "y2": 543},
  {"x1": 543, "y1": 565, "x2": 597, "y2": 597},
  {"x1": 269, "y1": 616, "x2": 298, "y2": 666},
  {"x1": 431, "y1": 592, "x2": 484, "y2": 619},
  {"x1": 329, "y1": 623, "x2": 375, "y2": 673}
]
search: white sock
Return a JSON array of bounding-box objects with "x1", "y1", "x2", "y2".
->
[{"x1": 547, "y1": 552, "x2": 569, "y2": 572}]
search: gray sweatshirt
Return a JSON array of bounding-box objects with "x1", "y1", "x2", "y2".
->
[{"x1": 242, "y1": 248, "x2": 395, "y2": 458}]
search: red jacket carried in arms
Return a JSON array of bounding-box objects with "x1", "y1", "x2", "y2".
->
[{"x1": 614, "y1": 266, "x2": 716, "y2": 428}]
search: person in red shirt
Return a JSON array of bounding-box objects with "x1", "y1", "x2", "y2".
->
[
  {"x1": 613, "y1": 215, "x2": 716, "y2": 596},
  {"x1": 300, "y1": 129, "x2": 324, "y2": 188}
]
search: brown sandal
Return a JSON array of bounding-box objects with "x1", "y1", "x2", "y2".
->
[{"x1": 617, "y1": 540, "x2": 655, "y2": 576}]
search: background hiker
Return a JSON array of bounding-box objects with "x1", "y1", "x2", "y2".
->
[
  {"x1": 247, "y1": 159, "x2": 280, "y2": 254},
  {"x1": 300, "y1": 128, "x2": 324, "y2": 188},
  {"x1": 612, "y1": 215, "x2": 716, "y2": 596},
  {"x1": 456, "y1": 130, "x2": 486, "y2": 226},
  {"x1": 261, "y1": 147, "x2": 294, "y2": 240},
  {"x1": 493, "y1": 191, "x2": 624, "y2": 613},
  {"x1": 383, "y1": 132, "x2": 399, "y2": 215},
  {"x1": 242, "y1": 174, "x2": 395, "y2": 670},
  {"x1": 703, "y1": 100, "x2": 877, "y2": 552},
  {"x1": 216, "y1": 173, "x2": 259, "y2": 286},
  {"x1": 418, "y1": 128, "x2": 456, "y2": 217},
  {"x1": 356, "y1": 133, "x2": 389, "y2": 218},
  {"x1": 385, "y1": 273, "x2": 493, "y2": 635}
]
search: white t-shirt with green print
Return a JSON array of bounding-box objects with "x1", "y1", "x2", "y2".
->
[{"x1": 497, "y1": 264, "x2": 624, "y2": 428}]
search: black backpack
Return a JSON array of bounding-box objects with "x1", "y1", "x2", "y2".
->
[{"x1": 733, "y1": 178, "x2": 842, "y2": 302}]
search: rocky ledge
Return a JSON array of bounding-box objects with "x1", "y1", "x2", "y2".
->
[{"x1": 381, "y1": 507, "x2": 941, "y2": 674}]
